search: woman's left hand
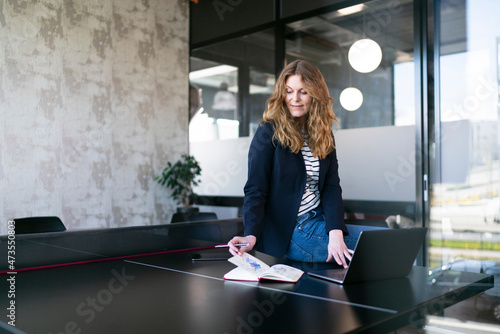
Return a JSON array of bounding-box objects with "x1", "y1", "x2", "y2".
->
[{"x1": 326, "y1": 229, "x2": 353, "y2": 268}]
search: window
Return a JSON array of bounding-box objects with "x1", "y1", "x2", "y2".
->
[
  {"x1": 189, "y1": 29, "x2": 275, "y2": 141},
  {"x1": 285, "y1": 0, "x2": 415, "y2": 129},
  {"x1": 431, "y1": 0, "x2": 500, "y2": 268},
  {"x1": 284, "y1": 1, "x2": 418, "y2": 214},
  {"x1": 189, "y1": 30, "x2": 275, "y2": 210}
]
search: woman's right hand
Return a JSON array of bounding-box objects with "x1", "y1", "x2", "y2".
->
[{"x1": 227, "y1": 235, "x2": 256, "y2": 256}]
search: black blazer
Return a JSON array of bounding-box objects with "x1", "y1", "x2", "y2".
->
[{"x1": 242, "y1": 122, "x2": 346, "y2": 258}]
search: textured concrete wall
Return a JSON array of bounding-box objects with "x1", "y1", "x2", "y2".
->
[{"x1": 0, "y1": 0, "x2": 189, "y2": 232}]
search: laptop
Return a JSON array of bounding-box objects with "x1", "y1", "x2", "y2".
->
[{"x1": 308, "y1": 227, "x2": 428, "y2": 284}]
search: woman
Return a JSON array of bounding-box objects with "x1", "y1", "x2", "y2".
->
[{"x1": 228, "y1": 60, "x2": 362, "y2": 267}]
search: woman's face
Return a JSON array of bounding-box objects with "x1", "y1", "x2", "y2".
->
[{"x1": 285, "y1": 74, "x2": 312, "y2": 126}]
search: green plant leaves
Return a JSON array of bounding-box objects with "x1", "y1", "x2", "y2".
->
[{"x1": 154, "y1": 154, "x2": 202, "y2": 207}]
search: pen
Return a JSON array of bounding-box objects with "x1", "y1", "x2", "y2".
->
[{"x1": 214, "y1": 243, "x2": 250, "y2": 248}]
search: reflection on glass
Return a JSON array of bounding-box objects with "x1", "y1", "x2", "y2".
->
[
  {"x1": 212, "y1": 82, "x2": 236, "y2": 110},
  {"x1": 338, "y1": 4, "x2": 365, "y2": 16},
  {"x1": 189, "y1": 62, "x2": 238, "y2": 142},
  {"x1": 431, "y1": 0, "x2": 500, "y2": 269},
  {"x1": 348, "y1": 38, "x2": 382, "y2": 73},
  {"x1": 249, "y1": 67, "x2": 275, "y2": 136},
  {"x1": 189, "y1": 29, "x2": 275, "y2": 141},
  {"x1": 394, "y1": 62, "x2": 415, "y2": 126},
  {"x1": 340, "y1": 87, "x2": 363, "y2": 111},
  {"x1": 284, "y1": 0, "x2": 417, "y2": 222},
  {"x1": 285, "y1": 0, "x2": 414, "y2": 130}
]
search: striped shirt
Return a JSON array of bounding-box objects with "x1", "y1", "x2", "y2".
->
[{"x1": 298, "y1": 135, "x2": 320, "y2": 216}]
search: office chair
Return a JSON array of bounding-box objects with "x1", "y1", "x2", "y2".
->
[
  {"x1": 170, "y1": 211, "x2": 218, "y2": 223},
  {"x1": 167, "y1": 220, "x2": 222, "y2": 243},
  {"x1": 344, "y1": 218, "x2": 389, "y2": 228},
  {"x1": 13, "y1": 216, "x2": 67, "y2": 234},
  {"x1": 166, "y1": 218, "x2": 243, "y2": 244}
]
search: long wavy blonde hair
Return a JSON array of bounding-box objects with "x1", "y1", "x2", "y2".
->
[{"x1": 263, "y1": 59, "x2": 338, "y2": 159}]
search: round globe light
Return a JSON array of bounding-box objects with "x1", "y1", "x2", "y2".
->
[
  {"x1": 340, "y1": 87, "x2": 363, "y2": 111},
  {"x1": 348, "y1": 38, "x2": 382, "y2": 73}
]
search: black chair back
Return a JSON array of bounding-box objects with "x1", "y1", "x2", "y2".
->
[
  {"x1": 344, "y1": 219, "x2": 389, "y2": 228},
  {"x1": 13, "y1": 216, "x2": 66, "y2": 234},
  {"x1": 171, "y1": 212, "x2": 218, "y2": 223}
]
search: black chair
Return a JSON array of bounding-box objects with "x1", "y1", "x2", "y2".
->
[
  {"x1": 344, "y1": 218, "x2": 389, "y2": 228},
  {"x1": 167, "y1": 219, "x2": 243, "y2": 243},
  {"x1": 170, "y1": 212, "x2": 218, "y2": 223},
  {"x1": 13, "y1": 216, "x2": 66, "y2": 234}
]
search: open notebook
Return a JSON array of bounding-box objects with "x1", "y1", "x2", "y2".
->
[
  {"x1": 308, "y1": 227, "x2": 428, "y2": 284},
  {"x1": 224, "y1": 252, "x2": 304, "y2": 282}
]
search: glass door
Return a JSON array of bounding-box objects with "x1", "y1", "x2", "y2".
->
[
  {"x1": 284, "y1": 0, "x2": 418, "y2": 225},
  {"x1": 188, "y1": 30, "x2": 275, "y2": 218},
  {"x1": 189, "y1": 60, "x2": 239, "y2": 142},
  {"x1": 431, "y1": 0, "x2": 500, "y2": 270}
]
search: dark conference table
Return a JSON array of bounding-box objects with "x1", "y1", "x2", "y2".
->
[{"x1": 0, "y1": 220, "x2": 494, "y2": 334}]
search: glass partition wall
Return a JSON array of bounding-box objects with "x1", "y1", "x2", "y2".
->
[
  {"x1": 285, "y1": 0, "x2": 415, "y2": 129},
  {"x1": 189, "y1": 29, "x2": 275, "y2": 141},
  {"x1": 431, "y1": 0, "x2": 500, "y2": 270},
  {"x1": 189, "y1": 30, "x2": 275, "y2": 218},
  {"x1": 189, "y1": 0, "x2": 500, "y2": 279},
  {"x1": 283, "y1": 1, "x2": 418, "y2": 219}
]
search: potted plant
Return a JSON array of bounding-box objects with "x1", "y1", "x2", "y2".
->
[{"x1": 154, "y1": 154, "x2": 202, "y2": 212}]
